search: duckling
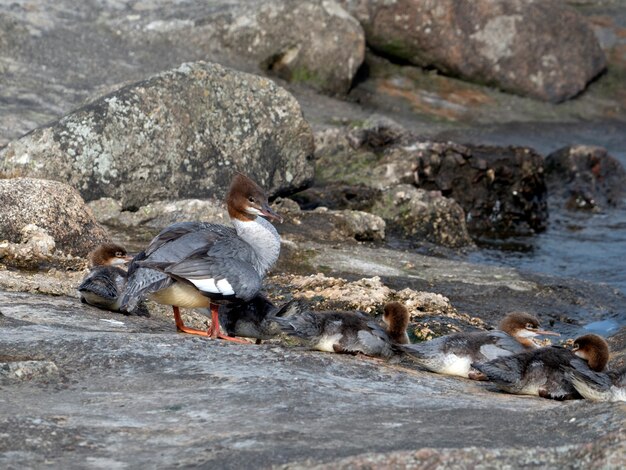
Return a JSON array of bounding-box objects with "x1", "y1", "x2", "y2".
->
[
  {"x1": 399, "y1": 312, "x2": 558, "y2": 379},
  {"x1": 77, "y1": 243, "x2": 134, "y2": 313},
  {"x1": 217, "y1": 294, "x2": 287, "y2": 344},
  {"x1": 567, "y1": 364, "x2": 626, "y2": 402},
  {"x1": 383, "y1": 301, "x2": 410, "y2": 344},
  {"x1": 271, "y1": 301, "x2": 410, "y2": 359},
  {"x1": 473, "y1": 334, "x2": 610, "y2": 400}
]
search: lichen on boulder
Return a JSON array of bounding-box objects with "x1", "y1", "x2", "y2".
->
[{"x1": 0, "y1": 61, "x2": 315, "y2": 210}]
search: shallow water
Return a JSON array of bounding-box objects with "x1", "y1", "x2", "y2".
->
[{"x1": 436, "y1": 120, "x2": 626, "y2": 298}]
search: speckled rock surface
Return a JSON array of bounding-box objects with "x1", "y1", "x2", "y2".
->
[
  {"x1": 88, "y1": 197, "x2": 229, "y2": 229},
  {"x1": 372, "y1": 184, "x2": 473, "y2": 248},
  {"x1": 0, "y1": 178, "x2": 109, "y2": 257},
  {"x1": 210, "y1": 0, "x2": 365, "y2": 94},
  {"x1": 545, "y1": 145, "x2": 626, "y2": 211},
  {"x1": 0, "y1": 61, "x2": 314, "y2": 209},
  {"x1": 339, "y1": 0, "x2": 606, "y2": 102},
  {"x1": 0, "y1": 289, "x2": 624, "y2": 468}
]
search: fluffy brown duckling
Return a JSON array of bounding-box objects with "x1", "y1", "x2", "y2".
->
[
  {"x1": 399, "y1": 312, "x2": 559, "y2": 379},
  {"x1": 78, "y1": 243, "x2": 136, "y2": 313},
  {"x1": 271, "y1": 301, "x2": 410, "y2": 359},
  {"x1": 473, "y1": 334, "x2": 610, "y2": 400}
]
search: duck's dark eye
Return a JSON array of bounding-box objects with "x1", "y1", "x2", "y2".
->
[
  {"x1": 248, "y1": 196, "x2": 256, "y2": 203},
  {"x1": 115, "y1": 252, "x2": 123, "y2": 257},
  {"x1": 572, "y1": 343, "x2": 579, "y2": 351},
  {"x1": 526, "y1": 323, "x2": 535, "y2": 329}
]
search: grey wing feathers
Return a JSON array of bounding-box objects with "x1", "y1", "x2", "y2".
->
[
  {"x1": 471, "y1": 356, "x2": 524, "y2": 387},
  {"x1": 565, "y1": 365, "x2": 614, "y2": 401},
  {"x1": 479, "y1": 331, "x2": 526, "y2": 361},
  {"x1": 120, "y1": 268, "x2": 172, "y2": 312},
  {"x1": 78, "y1": 269, "x2": 120, "y2": 301}
]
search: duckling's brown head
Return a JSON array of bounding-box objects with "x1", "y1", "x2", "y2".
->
[
  {"x1": 499, "y1": 312, "x2": 559, "y2": 348},
  {"x1": 572, "y1": 334, "x2": 610, "y2": 372},
  {"x1": 88, "y1": 243, "x2": 131, "y2": 268},
  {"x1": 227, "y1": 172, "x2": 282, "y2": 223},
  {"x1": 382, "y1": 301, "x2": 410, "y2": 344}
]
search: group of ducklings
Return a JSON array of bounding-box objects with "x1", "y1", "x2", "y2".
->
[{"x1": 79, "y1": 243, "x2": 625, "y2": 403}]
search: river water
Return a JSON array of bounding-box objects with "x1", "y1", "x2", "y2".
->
[{"x1": 436, "y1": 120, "x2": 626, "y2": 301}]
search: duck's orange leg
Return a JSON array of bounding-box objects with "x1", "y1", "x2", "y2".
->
[
  {"x1": 206, "y1": 303, "x2": 250, "y2": 344},
  {"x1": 173, "y1": 306, "x2": 210, "y2": 336}
]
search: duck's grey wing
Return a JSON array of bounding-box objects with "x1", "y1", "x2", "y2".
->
[
  {"x1": 271, "y1": 303, "x2": 323, "y2": 340},
  {"x1": 148, "y1": 250, "x2": 262, "y2": 302},
  {"x1": 471, "y1": 354, "x2": 526, "y2": 390},
  {"x1": 565, "y1": 364, "x2": 614, "y2": 401},
  {"x1": 120, "y1": 267, "x2": 172, "y2": 312},
  {"x1": 143, "y1": 222, "x2": 235, "y2": 257},
  {"x1": 478, "y1": 331, "x2": 527, "y2": 361},
  {"x1": 350, "y1": 321, "x2": 398, "y2": 358}
]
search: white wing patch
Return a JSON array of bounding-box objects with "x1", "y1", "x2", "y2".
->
[
  {"x1": 480, "y1": 344, "x2": 513, "y2": 361},
  {"x1": 190, "y1": 278, "x2": 235, "y2": 295},
  {"x1": 216, "y1": 279, "x2": 235, "y2": 295}
]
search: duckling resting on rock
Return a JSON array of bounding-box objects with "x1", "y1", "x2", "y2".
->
[
  {"x1": 217, "y1": 294, "x2": 288, "y2": 344},
  {"x1": 399, "y1": 312, "x2": 559, "y2": 379},
  {"x1": 272, "y1": 301, "x2": 410, "y2": 359},
  {"x1": 473, "y1": 334, "x2": 610, "y2": 400},
  {"x1": 78, "y1": 243, "x2": 150, "y2": 316}
]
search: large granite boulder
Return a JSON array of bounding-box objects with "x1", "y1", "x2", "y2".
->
[
  {"x1": 545, "y1": 145, "x2": 626, "y2": 211},
  {"x1": 209, "y1": 0, "x2": 365, "y2": 94},
  {"x1": 0, "y1": 61, "x2": 314, "y2": 210},
  {"x1": 0, "y1": 178, "x2": 109, "y2": 257},
  {"x1": 339, "y1": 0, "x2": 606, "y2": 102}
]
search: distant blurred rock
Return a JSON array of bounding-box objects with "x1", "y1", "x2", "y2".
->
[
  {"x1": 89, "y1": 198, "x2": 228, "y2": 229},
  {"x1": 0, "y1": 62, "x2": 314, "y2": 209},
  {"x1": 545, "y1": 145, "x2": 626, "y2": 211},
  {"x1": 0, "y1": 178, "x2": 109, "y2": 257},
  {"x1": 371, "y1": 185, "x2": 473, "y2": 248},
  {"x1": 412, "y1": 142, "x2": 548, "y2": 237},
  {"x1": 314, "y1": 123, "x2": 547, "y2": 239},
  {"x1": 339, "y1": 0, "x2": 606, "y2": 102},
  {"x1": 211, "y1": 0, "x2": 365, "y2": 94}
]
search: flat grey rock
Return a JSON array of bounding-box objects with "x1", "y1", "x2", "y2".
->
[{"x1": 0, "y1": 290, "x2": 624, "y2": 468}]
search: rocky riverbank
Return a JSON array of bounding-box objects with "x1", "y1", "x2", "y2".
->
[{"x1": 2, "y1": 0, "x2": 626, "y2": 468}]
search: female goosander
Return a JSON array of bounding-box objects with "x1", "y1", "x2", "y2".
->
[
  {"x1": 78, "y1": 243, "x2": 133, "y2": 312},
  {"x1": 399, "y1": 312, "x2": 559, "y2": 379},
  {"x1": 271, "y1": 301, "x2": 410, "y2": 358},
  {"x1": 473, "y1": 334, "x2": 610, "y2": 400},
  {"x1": 218, "y1": 294, "x2": 286, "y2": 344},
  {"x1": 567, "y1": 364, "x2": 626, "y2": 402},
  {"x1": 120, "y1": 173, "x2": 282, "y2": 342}
]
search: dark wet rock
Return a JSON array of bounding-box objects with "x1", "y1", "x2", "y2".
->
[
  {"x1": 210, "y1": 0, "x2": 365, "y2": 94},
  {"x1": 371, "y1": 185, "x2": 473, "y2": 248},
  {"x1": 315, "y1": 124, "x2": 548, "y2": 239},
  {"x1": 413, "y1": 142, "x2": 548, "y2": 238},
  {"x1": 545, "y1": 145, "x2": 626, "y2": 211},
  {"x1": 339, "y1": 0, "x2": 606, "y2": 102},
  {"x1": 0, "y1": 178, "x2": 109, "y2": 257},
  {"x1": 291, "y1": 183, "x2": 381, "y2": 211},
  {"x1": 0, "y1": 61, "x2": 314, "y2": 209}
]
